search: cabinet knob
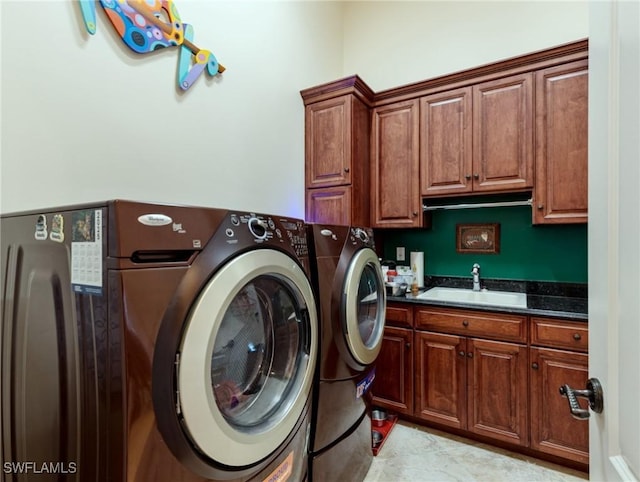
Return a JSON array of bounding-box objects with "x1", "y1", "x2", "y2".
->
[
  {"x1": 462, "y1": 320, "x2": 469, "y2": 327},
  {"x1": 473, "y1": 174, "x2": 479, "y2": 180},
  {"x1": 532, "y1": 362, "x2": 539, "y2": 370},
  {"x1": 459, "y1": 350, "x2": 465, "y2": 357},
  {"x1": 465, "y1": 174, "x2": 471, "y2": 180},
  {"x1": 412, "y1": 211, "x2": 418, "y2": 217},
  {"x1": 537, "y1": 204, "x2": 544, "y2": 210},
  {"x1": 344, "y1": 167, "x2": 350, "y2": 173},
  {"x1": 405, "y1": 342, "x2": 411, "y2": 349},
  {"x1": 573, "y1": 333, "x2": 582, "y2": 341},
  {"x1": 467, "y1": 352, "x2": 473, "y2": 358}
]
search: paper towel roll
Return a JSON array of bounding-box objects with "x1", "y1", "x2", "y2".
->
[{"x1": 410, "y1": 251, "x2": 424, "y2": 288}]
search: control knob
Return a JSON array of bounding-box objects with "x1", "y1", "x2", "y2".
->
[
  {"x1": 248, "y1": 217, "x2": 268, "y2": 240},
  {"x1": 354, "y1": 228, "x2": 369, "y2": 243}
]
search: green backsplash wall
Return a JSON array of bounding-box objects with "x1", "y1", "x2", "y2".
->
[{"x1": 380, "y1": 206, "x2": 587, "y2": 283}]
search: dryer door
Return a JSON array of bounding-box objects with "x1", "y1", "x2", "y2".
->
[
  {"x1": 342, "y1": 247, "x2": 387, "y2": 366},
  {"x1": 176, "y1": 249, "x2": 317, "y2": 468}
]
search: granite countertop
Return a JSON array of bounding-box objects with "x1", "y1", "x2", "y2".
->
[{"x1": 386, "y1": 277, "x2": 588, "y2": 322}]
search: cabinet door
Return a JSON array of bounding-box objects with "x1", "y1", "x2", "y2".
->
[
  {"x1": 530, "y1": 347, "x2": 589, "y2": 464},
  {"x1": 420, "y1": 87, "x2": 472, "y2": 196},
  {"x1": 534, "y1": 60, "x2": 588, "y2": 224},
  {"x1": 467, "y1": 338, "x2": 529, "y2": 446},
  {"x1": 371, "y1": 327, "x2": 413, "y2": 415},
  {"x1": 414, "y1": 331, "x2": 466, "y2": 430},
  {"x1": 305, "y1": 96, "x2": 352, "y2": 188},
  {"x1": 305, "y1": 187, "x2": 351, "y2": 225},
  {"x1": 371, "y1": 100, "x2": 421, "y2": 228},
  {"x1": 473, "y1": 73, "x2": 533, "y2": 192}
]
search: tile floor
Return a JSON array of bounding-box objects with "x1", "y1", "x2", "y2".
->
[{"x1": 364, "y1": 421, "x2": 589, "y2": 482}]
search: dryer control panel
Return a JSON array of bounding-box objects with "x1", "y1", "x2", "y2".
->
[{"x1": 349, "y1": 227, "x2": 375, "y2": 249}]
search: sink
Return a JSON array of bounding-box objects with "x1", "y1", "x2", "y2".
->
[{"x1": 416, "y1": 287, "x2": 527, "y2": 309}]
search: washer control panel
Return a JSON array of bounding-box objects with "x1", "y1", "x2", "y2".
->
[{"x1": 224, "y1": 212, "x2": 308, "y2": 256}]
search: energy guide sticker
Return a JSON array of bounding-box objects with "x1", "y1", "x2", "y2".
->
[{"x1": 71, "y1": 209, "x2": 103, "y2": 295}]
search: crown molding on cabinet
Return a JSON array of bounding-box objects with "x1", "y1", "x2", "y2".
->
[
  {"x1": 300, "y1": 74, "x2": 376, "y2": 106},
  {"x1": 300, "y1": 38, "x2": 588, "y2": 108}
]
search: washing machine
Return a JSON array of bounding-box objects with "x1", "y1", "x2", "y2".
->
[
  {"x1": 0, "y1": 200, "x2": 318, "y2": 482},
  {"x1": 306, "y1": 224, "x2": 386, "y2": 482}
]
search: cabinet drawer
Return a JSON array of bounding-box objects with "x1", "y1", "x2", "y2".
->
[
  {"x1": 530, "y1": 317, "x2": 588, "y2": 352},
  {"x1": 415, "y1": 307, "x2": 526, "y2": 343},
  {"x1": 385, "y1": 303, "x2": 414, "y2": 328}
]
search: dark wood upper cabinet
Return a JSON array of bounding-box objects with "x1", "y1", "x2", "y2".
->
[
  {"x1": 420, "y1": 87, "x2": 473, "y2": 196},
  {"x1": 305, "y1": 95, "x2": 354, "y2": 188},
  {"x1": 371, "y1": 100, "x2": 422, "y2": 228},
  {"x1": 420, "y1": 73, "x2": 533, "y2": 196},
  {"x1": 305, "y1": 185, "x2": 352, "y2": 226},
  {"x1": 472, "y1": 73, "x2": 534, "y2": 192},
  {"x1": 534, "y1": 60, "x2": 589, "y2": 224},
  {"x1": 302, "y1": 40, "x2": 588, "y2": 226}
]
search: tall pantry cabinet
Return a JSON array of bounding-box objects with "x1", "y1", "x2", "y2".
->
[{"x1": 301, "y1": 76, "x2": 374, "y2": 226}]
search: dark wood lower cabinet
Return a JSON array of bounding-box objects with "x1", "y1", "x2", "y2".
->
[
  {"x1": 414, "y1": 332, "x2": 528, "y2": 446},
  {"x1": 530, "y1": 347, "x2": 589, "y2": 465},
  {"x1": 467, "y1": 338, "x2": 528, "y2": 446},
  {"x1": 414, "y1": 331, "x2": 466, "y2": 429},
  {"x1": 372, "y1": 304, "x2": 589, "y2": 470},
  {"x1": 372, "y1": 327, "x2": 413, "y2": 415}
]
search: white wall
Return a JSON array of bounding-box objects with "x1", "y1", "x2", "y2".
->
[
  {"x1": 1, "y1": 1, "x2": 589, "y2": 217},
  {"x1": 0, "y1": 1, "x2": 343, "y2": 216},
  {"x1": 343, "y1": 1, "x2": 589, "y2": 91}
]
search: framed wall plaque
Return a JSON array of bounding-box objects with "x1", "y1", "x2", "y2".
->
[{"x1": 456, "y1": 223, "x2": 500, "y2": 254}]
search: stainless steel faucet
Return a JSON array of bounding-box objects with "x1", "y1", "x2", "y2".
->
[{"x1": 471, "y1": 263, "x2": 481, "y2": 291}]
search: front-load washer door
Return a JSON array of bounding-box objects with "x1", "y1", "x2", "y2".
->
[
  {"x1": 176, "y1": 249, "x2": 317, "y2": 468},
  {"x1": 342, "y1": 248, "x2": 386, "y2": 366}
]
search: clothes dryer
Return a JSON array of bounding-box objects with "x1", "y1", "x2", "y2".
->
[
  {"x1": 1, "y1": 200, "x2": 318, "y2": 482},
  {"x1": 306, "y1": 224, "x2": 386, "y2": 482}
]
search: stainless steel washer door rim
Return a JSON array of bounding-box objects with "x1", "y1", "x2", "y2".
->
[
  {"x1": 177, "y1": 249, "x2": 317, "y2": 467},
  {"x1": 343, "y1": 248, "x2": 386, "y2": 366}
]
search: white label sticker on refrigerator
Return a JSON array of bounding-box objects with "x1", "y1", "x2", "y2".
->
[{"x1": 71, "y1": 209, "x2": 103, "y2": 295}]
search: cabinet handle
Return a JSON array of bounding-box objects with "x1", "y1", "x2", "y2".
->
[
  {"x1": 573, "y1": 333, "x2": 582, "y2": 341},
  {"x1": 465, "y1": 174, "x2": 471, "y2": 180},
  {"x1": 473, "y1": 174, "x2": 479, "y2": 180},
  {"x1": 344, "y1": 167, "x2": 350, "y2": 173},
  {"x1": 537, "y1": 204, "x2": 544, "y2": 210},
  {"x1": 462, "y1": 320, "x2": 469, "y2": 327},
  {"x1": 532, "y1": 362, "x2": 539, "y2": 370},
  {"x1": 467, "y1": 352, "x2": 473, "y2": 358},
  {"x1": 459, "y1": 350, "x2": 465, "y2": 357}
]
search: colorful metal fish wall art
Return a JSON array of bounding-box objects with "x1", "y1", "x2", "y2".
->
[{"x1": 79, "y1": 0, "x2": 225, "y2": 91}]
